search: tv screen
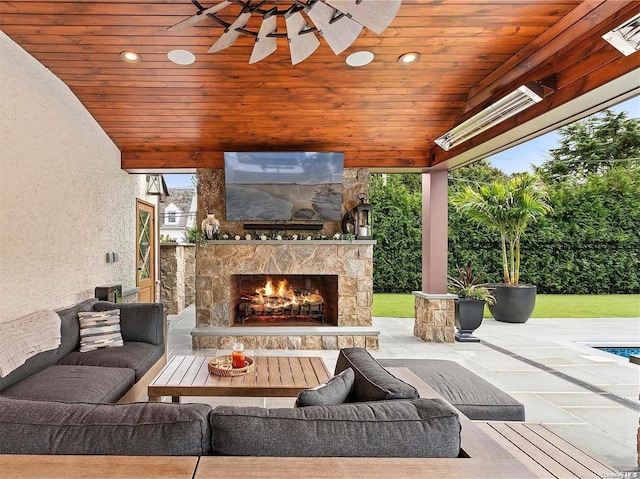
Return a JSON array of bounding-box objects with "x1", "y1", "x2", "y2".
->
[{"x1": 224, "y1": 152, "x2": 344, "y2": 221}]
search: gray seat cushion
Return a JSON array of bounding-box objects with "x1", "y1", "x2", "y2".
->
[
  {"x1": 210, "y1": 398, "x2": 460, "y2": 458},
  {"x1": 0, "y1": 396, "x2": 213, "y2": 456},
  {"x1": 335, "y1": 348, "x2": 418, "y2": 402},
  {"x1": 379, "y1": 359, "x2": 525, "y2": 421},
  {"x1": 58, "y1": 342, "x2": 163, "y2": 382},
  {"x1": 0, "y1": 365, "x2": 134, "y2": 404}
]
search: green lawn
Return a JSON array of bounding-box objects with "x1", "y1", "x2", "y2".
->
[{"x1": 372, "y1": 293, "x2": 640, "y2": 318}]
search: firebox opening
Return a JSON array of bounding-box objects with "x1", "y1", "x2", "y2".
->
[{"x1": 231, "y1": 274, "x2": 338, "y2": 327}]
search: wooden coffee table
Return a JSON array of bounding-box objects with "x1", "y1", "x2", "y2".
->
[{"x1": 148, "y1": 355, "x2": 331, "y2": 402}]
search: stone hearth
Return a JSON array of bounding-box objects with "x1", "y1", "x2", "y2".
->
[{"x1": 192, "y1": 240, "x2": 379, "y2": 350}]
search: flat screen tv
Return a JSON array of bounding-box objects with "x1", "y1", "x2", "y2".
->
[{"x1": 224, "y1": 152, "x2": 344, "y2": 222}]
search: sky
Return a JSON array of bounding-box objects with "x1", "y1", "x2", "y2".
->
[
  {"x1": 164, "y1": 95, "x2": 639, "y2": 187},
  {"x1": 486, "y1": 95, "x2": 639, "y2": 174}
]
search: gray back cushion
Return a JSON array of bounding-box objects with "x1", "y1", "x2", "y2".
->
[
  {"x1": 335, "y1": 348, "x2": 418, "y2": 402},
  {"x1": 295, "y1": 368, "x2": 354, "y2": 407},
  {"x1": 94, "y1": 302, "x2": 163, "y2": 345},
  {"x1": 0, "y1": 298, "x2": 98, "y2": 392},
  {"x1": 210, "y1": 398, "x2": 460, "y2": 457},
  {"x1": 56, "y1": 298, "x2": 99, "y2": 359},
  {"x1": 0, "y1": 397, "x2": 213, "y2": 456}
]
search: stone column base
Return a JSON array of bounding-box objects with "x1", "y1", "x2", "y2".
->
[{"x1": 413, "y1": 292, "x2": 456, "y2": 343}]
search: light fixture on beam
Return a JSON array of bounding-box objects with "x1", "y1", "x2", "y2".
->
[
  {"x1": 434, "y1": 77, "x2": 556, "y2": 151},
  {"x1": 169, "y1": 0, "x2": 402, "y2": 65},
  {"x1": 602, "y1": 13, "x2": 640, "y2": 56},
  {"x1": 146, "y1": 174, "x2": 169, "y2": 196}
]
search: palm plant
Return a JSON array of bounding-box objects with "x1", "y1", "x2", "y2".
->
[{"x1": 451, "y1": 173, "x2": 552, "y2": 285}]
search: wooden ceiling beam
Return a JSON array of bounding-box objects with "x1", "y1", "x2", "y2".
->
[
  {"x1": 121, "y1": 150, "x2": 430, "y2": 171},
  {"x1": 466, "y1": 0, "x2": 637, "y2": 113}
]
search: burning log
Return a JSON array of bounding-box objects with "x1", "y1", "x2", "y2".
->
[{"x1": 237, "y1": 278, "x2": 326, "y2": 324}]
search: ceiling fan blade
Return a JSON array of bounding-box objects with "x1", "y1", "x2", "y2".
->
[
  {"x1": 306, "y1": 1, "x2": 362, "y2": 55},
  {"x1": 325, "y1": 0, "x2": 402, "y2": 35},
  {"x1": 208, "y1": 11, "x2": 252, "y2": 53},
  {"x1": 250, "y1": 15, "x2": 278, "y2": 64},
  {"x1": 285, "y1": 11, "x2": 320, "y2": 65},
  {"x1": 168, "y1": 1, "x2": 232, "y2": 32}
]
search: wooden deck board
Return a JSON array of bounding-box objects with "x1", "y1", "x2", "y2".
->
[
  {"x1": 477, "y1": 422, "x2": 554, "y2": 478},
  {"x1": 529, "y1": 424, "x2": 619, "y2": 476},
  {"x1": 478, "y1": 422, "x2": 621, "y2": 479}
]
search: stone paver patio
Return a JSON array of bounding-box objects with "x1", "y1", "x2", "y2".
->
[{"x1": 168, "y1": 305, "x2": 639, "y2": 472}]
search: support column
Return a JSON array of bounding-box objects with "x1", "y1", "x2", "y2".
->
[
  {"x1": 421, "y1": 167, "x2": 449, "y2": 294},
  {"x1": 413, "y1": 167, "x2": 455, "y2": 342}
]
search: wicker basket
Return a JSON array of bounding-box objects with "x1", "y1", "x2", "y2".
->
[{"x1": 208, "y1": 355, "x2": 255, "y2": 377}]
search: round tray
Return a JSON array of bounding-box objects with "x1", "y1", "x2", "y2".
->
[{"x1": 208, "y1": 355, "x2": 255, "y2": 377}]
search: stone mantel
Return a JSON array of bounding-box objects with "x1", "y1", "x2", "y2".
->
[{"x1": 206, "y1": 240, "x2": 376, "y2": 245}]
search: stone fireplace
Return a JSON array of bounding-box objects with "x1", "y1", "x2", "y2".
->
[
  {"x1": 191, "y1": 168, "x2": 379, "y2": 350},
  {"x1": 192, "y1": 240, "x2": 378, "y2": 350}
]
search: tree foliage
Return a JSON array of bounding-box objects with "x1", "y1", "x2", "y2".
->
[
  {"x1": 535, "y1": 110, "x2": 640, "y2": 182},
  {"x1": 369, "y1": 174, "x2": 422, "y2": 292}
]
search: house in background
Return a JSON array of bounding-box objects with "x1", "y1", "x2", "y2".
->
[{"x1": 159, "y1": 187, "x2": 197, "y2": 242}]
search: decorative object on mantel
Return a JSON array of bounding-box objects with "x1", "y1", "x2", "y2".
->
[
  {"x1": 205, "y1": 230, "x2": 358, "y2": 241},
  {"x1": 208, "y1": 355, "x2": 255, "y2": 376},
  {"x1": 341, "y1": 209, "x2": 356, "y2": 235},
  {"x1": 352, "y1": 193, "x2": 373, "y2": 239},
  {"x1": 201, "y1": 213, "x2": 220, "y2": 239},
  {"x1": 169, "y1": 0, "x2": 402, "y2": 65}
]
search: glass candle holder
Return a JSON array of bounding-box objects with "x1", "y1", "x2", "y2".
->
[{"x1": 231, "y1": 342, "x2": 245, "y2": 368}]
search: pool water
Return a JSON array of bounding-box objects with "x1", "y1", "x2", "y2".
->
[{"x1": 595, "y1": 347, "x2": 640, "y2": 359}]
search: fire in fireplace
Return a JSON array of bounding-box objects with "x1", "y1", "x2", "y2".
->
[{"x1": 232, "y1": 275, "x2": 338, "y2": 326}]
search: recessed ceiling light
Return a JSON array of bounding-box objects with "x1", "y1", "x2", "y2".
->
[
  {"x1": 120, "y1": 51, "x2": 141, "y2": 63},
  {"x1": 398, "y1": 52, "x2": 420, "y2": 65},
  {"x1": 346, "y1": 51, "x2": 374, "y2": 67},
  {"x1": 168, "y1": 49, "x2": 196, "y2": 65}
]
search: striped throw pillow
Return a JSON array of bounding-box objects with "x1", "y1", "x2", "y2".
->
[{"x1": 77, "y1": 309, "x2": 124, "y2": 352}]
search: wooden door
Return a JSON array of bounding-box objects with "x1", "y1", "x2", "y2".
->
[{"x1": 136, "y1": 199, "x2": 155, "y2": 303}]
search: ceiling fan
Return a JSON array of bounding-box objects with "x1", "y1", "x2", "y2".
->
[{"x1": 169, "y1": 0, "x2": 402, "y2": 65}]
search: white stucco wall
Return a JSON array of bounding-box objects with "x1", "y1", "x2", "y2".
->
[{"x1": 0, "y1": 31, "x2": 154, "y2": 322}]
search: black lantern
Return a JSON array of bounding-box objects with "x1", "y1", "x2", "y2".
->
[
  {"x1": 146, "y1": 174, "x2": 169, "y2": 196},
  {"x1": 353, "y1": 193, "x2": 373, "y2": 239}
]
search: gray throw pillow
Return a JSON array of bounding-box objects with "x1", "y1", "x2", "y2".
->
[
  {"x1": 295, "y1": 368, "x2": 354, "y2": 407},
  {"x1": 335, "y1": 348, "x2": 419, "y2": 402}
]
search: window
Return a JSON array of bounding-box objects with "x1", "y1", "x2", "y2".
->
[{"x1": 165, "y1": 211, "x2": 178, "y2": 225}]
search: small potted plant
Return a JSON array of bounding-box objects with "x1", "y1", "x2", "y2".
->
[{"x1": 448, "y1": 265, "x2": 496, "y2": 342}]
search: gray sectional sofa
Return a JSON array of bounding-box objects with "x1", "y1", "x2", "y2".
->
[
  {"x1": 0, "y1": 308, "x2": 463, "y2": 458},
  {"x1": 0, "y1": 298, "x2": 166, "y2": 404}
]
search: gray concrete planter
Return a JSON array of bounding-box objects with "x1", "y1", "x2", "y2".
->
[{"x1": 487, "y1": 284, "x2": 537, "y2": 323}]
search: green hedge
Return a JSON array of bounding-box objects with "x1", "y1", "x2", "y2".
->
[{"x1": 370, "y1": 164, "x2": 640, "y2": 294}]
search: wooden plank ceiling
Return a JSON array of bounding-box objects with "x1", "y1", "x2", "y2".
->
[{"x1": 1, "y1": 0, "x2": 638, "y2": 170}]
